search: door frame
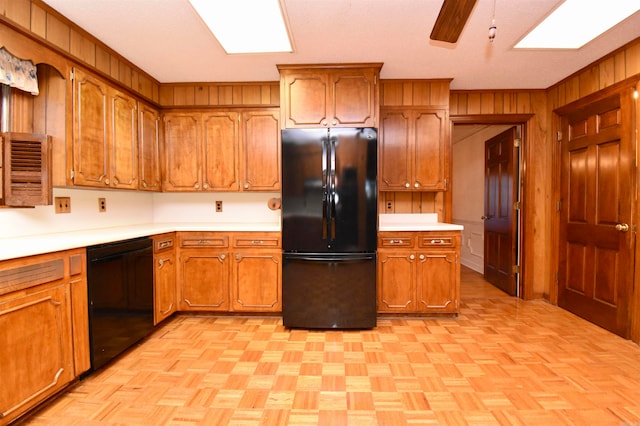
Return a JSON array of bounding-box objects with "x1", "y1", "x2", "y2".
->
[{"x1": 450, "y1": 114, "x2": 533, "y2": 299}]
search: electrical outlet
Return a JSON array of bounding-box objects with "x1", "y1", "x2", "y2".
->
[
  {"x1": 54, "y1": 197, "x2": 71, "y2": 214},
  {"x1": 386, "y1": 201, "x2": 393, "y2": 212},
  {"x1": 98, "y1": 198, "x2": 106, "y2": 212},
  {"x1": 215, "y1": 200, "x2": 223, "y2": 212}
]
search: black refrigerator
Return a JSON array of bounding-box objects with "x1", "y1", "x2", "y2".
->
[{"x1": 281, "y1": 127, "x2": 377, "y2": 329}]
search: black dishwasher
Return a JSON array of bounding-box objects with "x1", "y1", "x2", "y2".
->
[{"x1": 86, "y1": 237, "x2": 153, "y2": 371}]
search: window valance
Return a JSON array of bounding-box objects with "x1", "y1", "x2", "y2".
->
[{"x1": 0, "y1": 47, "x2": 39, "y2": 95}]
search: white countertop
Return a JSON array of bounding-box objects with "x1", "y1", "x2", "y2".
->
[
  {"x1": 1, "y1": 214, "x2": 464, "y2": 261},
  {"x1": 378, "y1": 213, "x2": 464, "y2": 232},
  {"x1": 0, "y1": 222, "x2": 280, "y2": 261}
]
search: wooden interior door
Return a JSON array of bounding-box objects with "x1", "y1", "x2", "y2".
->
[
  {"x1": 558, "y1": 94, "x2": 633, "y2": 338},
  {"x1": 484, "y1": 126, "x2": 519, "y2": 296}
]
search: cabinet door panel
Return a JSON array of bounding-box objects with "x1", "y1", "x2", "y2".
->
[
  {"x1": 241, "y1": 110, "x2": 281, "y2": 191},
  {"x1": 0, "y1": 284, "x2": 74, "y2": 423},
  {"x1": 332, "y1": 70, "x2": 376, "y2": 127},
  {"x1": 283, "y1": 73, "x2": 329, "y2": 127},
  {"x1": 377, "y1": 250, "x2": 416, "y2": 312},
  {"x1": 111, "y1": 90, "x2": 138, "y2": 189},
  {"x1": 414, "y1": 110, "x2": 447, "y2": 190},
  {"x1": 139, "y1": 103, "x2": 161, "y2": 191},
  {"x1": 417, "y1": 251, "x2": 458, "y2": 313},
  {"x1": 230, "y1": 252, "x2": 281, "y2": 312},
  {"x1": 179, "y1": 252, "x2": 228, "y2": 310},
  {"x1": 163, "y1": 113, "x2": 200, "y2": 191},
  {"x1": 73, "y1": 69, "x2": 108, "y2": 186},
  {"x1": 379, "y1": 110, "x2": 412, "y2": 190},
  {"x1": 154, "y1": 253, "x2": 176, "y2": 324},
  {"x1": 202, "y1": 112, "x2": 239, "y2": 191}
]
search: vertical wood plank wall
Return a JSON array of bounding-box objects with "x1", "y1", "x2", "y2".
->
[{"x1": 0, "y1": 0, "x2": 160, "y2": 102}]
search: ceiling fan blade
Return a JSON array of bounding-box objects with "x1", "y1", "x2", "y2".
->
[{"x1": 430, "y1": 0, "x2": 478, "y2": 43}]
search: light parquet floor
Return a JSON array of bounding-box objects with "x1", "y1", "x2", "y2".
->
[{"x1": 24, "y1": 267, "x2": 640, "y2": 425}]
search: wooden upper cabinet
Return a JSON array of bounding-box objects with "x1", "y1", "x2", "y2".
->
[
  {"x1": 72, "y1": 68, "x2": 138, "y2": 189},
  {"x1": 162, "y1": 108, "x2": 279, "y2": 192},
  {"x1": 202, "y1": 111, "x2": 240, "y2": 191},
  {"x1": 241, "y1": 109, "x2": 280, "y2": 191},
  {"x1": 278, "y1": 64, "x2": 382, "y2": 129},
  {"x1": 138, "y1": 102, "x2": 161, "y2": 191},
  {"x1": 162, "y1": 112, "x2": 200, "y2": 191},
  {"x1": 379, "y1": 107, "x2": 449, "y2": 191},
  {"x1": 110, "y1": 89, "x2": 138, "y2": 189}
]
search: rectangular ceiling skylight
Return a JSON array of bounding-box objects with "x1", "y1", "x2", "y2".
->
[
  {"x1": 515, "y1": 0, "x2": 640, "y2": 49},
  {"x1": 188, "y1": 0, "x2": 292, "y2": 54}
]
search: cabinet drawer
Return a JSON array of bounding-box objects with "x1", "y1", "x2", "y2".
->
[
  {"x1": 418, "y1": 235, "x2": 457, "y2": 248},
  {"x1": 379, "y1": 236, "x2": 414, "y2": 248},
  {"x1": 154, "y1": 237, "x2": 175, "y2": 253},
  {"x1": 180, "y1": 234, "x2": 228, "y2": 248},
  {"x1": 232, "y1": 233, "x2": 281, "y2": 248}
]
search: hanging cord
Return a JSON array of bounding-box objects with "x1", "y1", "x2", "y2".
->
[{"x1": 489, "y1": 0, "x2": 497, "y2": 43}]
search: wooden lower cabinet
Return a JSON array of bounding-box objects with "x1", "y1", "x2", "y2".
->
[
  {"x1": 176, "y1": 232, "x2": 282, "y2": 313},
  {"x1": 0, "y1": 249, "x2": 89, "y2": 425},
  {"x1": 153, "y1": 233, "x2": 177, "y2": 324},
  {"x1": 377, "y1": 231, "x2": 460, "y2": 314},
  {"x1": 230, "y1": 250, "x2": 282, "y2": 312}
]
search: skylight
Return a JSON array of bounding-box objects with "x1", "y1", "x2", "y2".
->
[
  {"x1": 515, "y1": 0, "x2": 640, "y2": 49},
  {"x1": 188, "y1": 0, "x2": 293, "y2": 54}
]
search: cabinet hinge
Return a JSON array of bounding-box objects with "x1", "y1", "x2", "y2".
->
[
  {"x1": 514, "y1": 138, "x2": 521, "y2": 148},
  {"x1": 514, "y1": 201, "x2": 521, "y2": 210},
  {"x1": 556, "y1": 200, "x2": 561, "y2": 211},
  {"x1": 70, "y1": 169, "x2": 75, "y2": 180},
  {"x1": 513, "y1": 265, "x2": 520, "y2": 274},
  {"x1": 70, "y1": 70, "x2": 74, "y2": 81},
  {"x1": 557, "y1": 131, "x2": 563, "y2": 141},
  {"x1": 444, "y1": 178, "x2": 448, "y2": 190}
]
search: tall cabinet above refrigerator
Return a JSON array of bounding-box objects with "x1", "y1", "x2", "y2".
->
[{"x1": 281, "y1": 127, "x2": 377, "y2": 329}]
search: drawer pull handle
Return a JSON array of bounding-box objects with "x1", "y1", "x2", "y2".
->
[
  {"x1": 430, "y1": 239, "x2": 446, "y2": 244},
  {"x1": 158, "y1": 258, "x2": 172, "y2": 267},
  {"x1": 252, "y1": 240, "x2": 264, "y2": 245},
  {"x1": 159, "y1": 241, "x2": 173, "y2": 249}
]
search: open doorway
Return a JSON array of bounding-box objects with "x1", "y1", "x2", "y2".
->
[{"x1": 452, "y1": 122, "x2": 524, "y2": 297}]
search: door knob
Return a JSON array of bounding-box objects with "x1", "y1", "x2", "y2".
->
[
  {"x1": 481, "y1": 215, "x2": 490, "y2": 220},
  {"x1": 615, "y1": 223, "x2": 629, "y2": 232}
]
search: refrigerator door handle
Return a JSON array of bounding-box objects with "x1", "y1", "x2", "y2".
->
[
  {"x1": 322, "y1": 137, "x2": 329, "y2": 240},
  {"x1": 329, "y1": 137, "x2": 337, "y2": 241}
]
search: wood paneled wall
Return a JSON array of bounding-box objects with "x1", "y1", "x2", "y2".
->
[
  {"x1": 159, "y1": 82, "x2": 280, "y2": 107},
  {"x1": 0, "y1": 0, "x2": 160, "y2": 103}
]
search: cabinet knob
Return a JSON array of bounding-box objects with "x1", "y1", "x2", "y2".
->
[
  {"x1": 104, "y1": 178, "x2": 110, "y2": 185},
  {"x1": 142, "y1": 181, "x2": 148, "y2": 188},
  {"x1": 113, "y1": 178, "x2": 119, "y2": 185},
  {"x1": 414, "y1": 182, "x2": 419, "y2": 188},
  {"x1": 409, "y1": 254, "x2": 415, "y2": 260},
  {"x1": 195, "y1": 183, "x2": 200, "y2": 189},
  {"x1": 419, "y1": 254, "x2": 425, "y2": 260},
  {"x1": 321, "y1": 120, "x2": 328, "y2": 126},
  {"x1": 220, "y1": 254, "x2": 226, "y2": 260},
  {"x1": 405, "y1": 182, "x2": 410, "y2": 188},
  {"x1": 332, "y1": 119, "x2": 338, "y2": 126},
  {"x1": 244, "y1": 182, "x2": 250, "y2": 189},
  {"x1": 203, "y1": 183, "x2": 209, "y2": 189}
]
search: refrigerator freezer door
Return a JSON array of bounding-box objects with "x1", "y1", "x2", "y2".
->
[{"x1": 282, "y1": 253, "x2": 376, "y2": 329}]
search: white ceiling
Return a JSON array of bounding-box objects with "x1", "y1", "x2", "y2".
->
[{"x1": 41, "y1": 0, "x2": 640, "y2": 90}]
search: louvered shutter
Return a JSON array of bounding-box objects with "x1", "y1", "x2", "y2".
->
[{"x1": 1, "y1": 132, "x2": 52, "y2": 207}]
